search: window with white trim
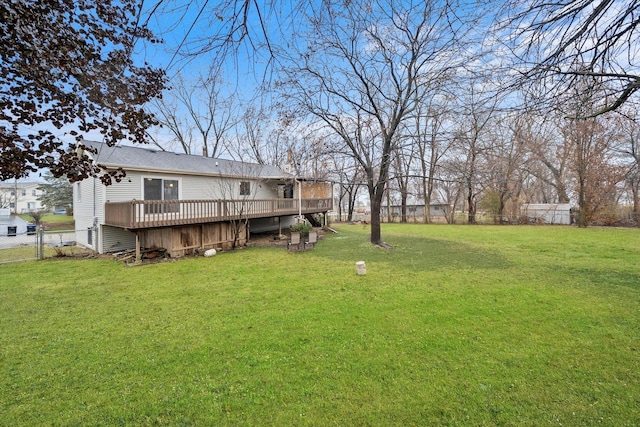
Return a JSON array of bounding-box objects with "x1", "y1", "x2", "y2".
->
[{"x1": 144, "y1": 178, "x2": 179, "y2": 213}]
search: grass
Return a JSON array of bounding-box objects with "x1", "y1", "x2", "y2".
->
[
  {"x1": 1, "y1": 224, "x2": 639, "y2": 426},
  {"x1": 0, "y1": 246, "x2": 40, "y2": 263},
  {"x1": 0, "y1": 243, "x2": 90, "y2": 264},
  {"x1": 19, "y1": 213, "x2": 75, "y2": 231}
]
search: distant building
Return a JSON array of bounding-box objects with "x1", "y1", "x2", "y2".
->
[
  {"x1": 0, "y1": 181, "x2": 44, "y2": 214},
  {"x1": 521, "y1": 203, "x2": 572, "y2": 225}
]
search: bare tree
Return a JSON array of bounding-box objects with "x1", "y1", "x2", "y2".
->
[
  {"x1": 235, "y1": 104, "x2": 272, "y2": 165},
  {"x1": 558, "y1": 76, "x2": 624, "y2": 226},
  {"x1": 327, "y1": 150, "x2": 365, "y2": 222},
  {"x1": 521, "y1": 113, "x2": 573, "y2": 204},
  {"x1": 616, "y1": 113, "x2": 640, "y2": 222},
  {"x1": 452, "y1": 83, "x2": 499, "y2": 224},
  {"x1": 278, "y1": 0, "x2": 474, "y2": 245},
  {"x1": 150, "y1": 71, "x2": 238, "y2": 157},
  {"x1": 212, "y1": 163, "x2": 266, "y2": 249},
  {"x1": 0, "y1": 182, "x2": 16, "y2": 210},
  {"x1": 562, "y1": 117, "x2": 621, "y2": 226},
  {"x1": 481, "y1": 114, "x2": 529, "y2": 222},
  {"x1": 501, "y1": 0, "x2": 640, "y2": 117},
  {"x1": 391, "y1": 131, "x2": 418, "y2": 223},
  {"x1": 437, "y1": 158, "x2": 465, "y2": 224},
  {"x1": 412, "y1": 95, "x2": 455, "y2": 223},
  {"x1": 0, "y1": 193, "x2": 9, "y2": 210}
]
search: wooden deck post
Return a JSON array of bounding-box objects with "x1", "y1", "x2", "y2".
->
[{"x1": 135, "y1": 233, "x2": 141, "y2": 264}]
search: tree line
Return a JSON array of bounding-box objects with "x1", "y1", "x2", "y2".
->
[{"x1": 2, "y1": 0, "x2": 639, "y2": 245}]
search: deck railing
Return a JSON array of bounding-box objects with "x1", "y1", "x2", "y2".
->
[{"x1": 104, "y1": 198, "x2": 332, "y2": 229}]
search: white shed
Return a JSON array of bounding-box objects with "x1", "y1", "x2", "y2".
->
[{"x1": 521, "y1": 203, "x2": 572, "y2": 225}]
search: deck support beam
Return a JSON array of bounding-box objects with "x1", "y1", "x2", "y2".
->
[{"x1": 135, "y1": 233, "x2": 141, "y2": 264}]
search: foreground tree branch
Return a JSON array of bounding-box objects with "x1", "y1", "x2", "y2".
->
[
  {"x1": 0, "y1": 0, "x2": 166, "y2": 183},
  {"x1": 501, "y1": 0, "x2": 640, "y2": 117}
]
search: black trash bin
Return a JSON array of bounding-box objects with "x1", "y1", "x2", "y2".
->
[
  {"x1": 7, "y1": 226, "x2": 17, "y2": 236},
  {"x1": 27, "y1": 224, "x2": 36, "y2": 235}
]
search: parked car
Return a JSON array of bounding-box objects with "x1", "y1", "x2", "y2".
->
[{"x1": 53, "y1": 209, "x2": 67, "y2": 215}]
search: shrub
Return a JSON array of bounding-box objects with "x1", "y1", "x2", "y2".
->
[{"x1": 291, "y1": 221, "x2": 312, "y2": 237}]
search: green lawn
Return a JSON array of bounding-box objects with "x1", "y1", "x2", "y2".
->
[
  {"x1": 19, "y1": 212, "x2": 75, "y2": 231},
  {"x1": 1, "y1": 224, "x2": 639, "y2": 426}
]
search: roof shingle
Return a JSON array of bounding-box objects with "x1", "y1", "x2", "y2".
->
[{"x1": 81, "y1": 140, "x2": 292, "y2": 179}]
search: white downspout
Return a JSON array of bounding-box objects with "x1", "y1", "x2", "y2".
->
[{"x1": 296, "y1": 178, "x2": 302, "y2": 222}]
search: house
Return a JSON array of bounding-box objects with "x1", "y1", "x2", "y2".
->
[
  {"x1": 0, "y1": 208, "x2": 32, "y2": 236},
  {"x1": 73, "y1": 141, "x2": 333, "y2": 257},
  {"x1": 0, "y1": 181, "x2": 45, "y2": 214},
  {"x1": 381, "y1": 202, "x2": 451, "y2": 223},
  {"x1": 521, "y1": 203, "x2": 572, "y2": 225}
]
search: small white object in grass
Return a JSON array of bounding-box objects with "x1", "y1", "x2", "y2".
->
[
  {"x1": 355, "y1": 261, "x2": 366, "y2": 275},
  {"x1": 204, "y1": 249, "x2": 217, "y2": 257}
]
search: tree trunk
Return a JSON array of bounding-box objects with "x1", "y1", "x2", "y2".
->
[
  {"x1": 370, "y1": 194, "x2": 382, "y2": 244},
  {"x1": 467, "y1": 181, "x2": 476, "y2": 224},
  {"x1": 632, "y1": 180, "x2": 639, "y2": 224},
  {"x1": 337, "y1": 191, "x2": 344, "y2": 221},
  {"x1": 422, "y1": 175, "x2": 430, "y2": 224},
  {"x1": 556, "y1": 184, "x2": 570, "y2": 204},
  {"x1": 577, "y1": 175, "x2": 588, "y2": 228},
  {"x1": 347, "y1": 189, "x2": 356, "y2": 222},
  {"x1": 386, "y1": 189, "x2": 392, "y2": 223}
]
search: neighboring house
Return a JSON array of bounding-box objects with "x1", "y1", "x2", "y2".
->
[
  {"x1": 521, "y1": 203, "x2": 572, "y2": 225},
  {"x1": 74, "y1": 141, "x2": 332, "y2": 256},
  {"x1": 0, "y1": 208, "x2": 31, "y2": 236},
  {"x1": 0, "y1": 181, "x2": 44, "y2": 214},
  {"x1": 381, "y1": 202, "x2": 451, "y2": 223}
]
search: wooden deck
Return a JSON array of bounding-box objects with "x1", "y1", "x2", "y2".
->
[{"x1": 104, "y1": 198, "x2": 332, "y2": 229}]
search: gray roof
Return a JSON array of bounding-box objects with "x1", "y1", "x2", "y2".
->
[
  {"x1": 81, "y1": 140, "x2": 293, "y2": 180},
  {"x1": 0, "y1": 181, "x2": 42, "y2": 189}
]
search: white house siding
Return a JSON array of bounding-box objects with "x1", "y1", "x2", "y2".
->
[
  {"x1": 178, "y1": 175, "x2": 279, "y2": 200},
  {"x1": 105, "y1": 173, "x2": 142, "y2": 202},
  {"x1": 91, "y1": 171, "x2": 281, "y2": 205},
  {"x1": 256, "y1": 180, "x2": 281, "y2": 199},
  {"x1": 101, "y1": 225, "x2": 136, "y2": 253},
  {"x1": 181, "y1": 175, "x2": 218, "y2": 199},
  {"x1": 73, "y1": 177, "x2": 105, "y2": 251},
  {"x1": 99, "y1": 173, "x2": 144, "y2": 253},
  {"x1": 75, "y1": 175, "x2": 139, "y2": 253},
  {"x1": 0, "y1": 182, "x2": 44, "y2": 213}
]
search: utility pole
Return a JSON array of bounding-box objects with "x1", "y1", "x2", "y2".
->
[{"x1": 13, "y1": 179, "x2": 18, "y2": 214}]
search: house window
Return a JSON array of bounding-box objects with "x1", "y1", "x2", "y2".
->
[
  {"x1": 240, "y1": 181, "x2": 250, "y2": 196},
  {"x1": 21, "y1": 189, "x2": 26, "y2": 196},
  {"x1": 32, "y1": 190, "x2": 37, "y2": 196},
  {"x1": 76, "y1": 183, "x2": 81, "y2": 202},
  {"x1": 144, "y1": 178, "x2": 179, "y2": 213},
  {"x1": 277, "y1": 183, "x2": 294, "y2": 199}
]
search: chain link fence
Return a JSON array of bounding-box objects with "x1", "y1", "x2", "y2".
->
[{"x1": 0, "y1": 228, "x2": 77, "y2": 264}]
